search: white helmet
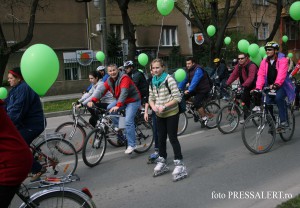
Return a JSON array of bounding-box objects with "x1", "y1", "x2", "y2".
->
[{"x1": 96, "y1": 66, "x2": 105, "y2": 71}]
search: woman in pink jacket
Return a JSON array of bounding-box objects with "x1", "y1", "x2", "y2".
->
[{"x1": 255, "y1": 41, "x2": 291, "y2": 128}]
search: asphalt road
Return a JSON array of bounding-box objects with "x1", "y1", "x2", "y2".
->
[{"x1": 12, "y1": 111, "x2": 300, "y2": 208}]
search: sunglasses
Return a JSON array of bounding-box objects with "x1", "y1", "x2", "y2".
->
[
  {"x1": 238, "y1": 57, "x2": 245, "y2": 60},
  {"x1": 266, "y1": 48, "x2": 274, "y2": 51}
]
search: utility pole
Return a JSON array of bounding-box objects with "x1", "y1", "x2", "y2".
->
[{"x1": 94, "y1": 0, "x2": 107, "y2": 63}]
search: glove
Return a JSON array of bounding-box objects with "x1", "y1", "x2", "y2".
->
[{"x1": 272, "y1": 83, "x2": 280, "y2": 90}]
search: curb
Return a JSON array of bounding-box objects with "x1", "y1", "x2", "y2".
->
[{"x1": 45, "y1": 110, "x2": 71, "y2": 118}]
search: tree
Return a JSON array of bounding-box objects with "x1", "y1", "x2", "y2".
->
[
  {"x1": 115, "y1": 0, "x2": 136, "y2": 61},
  {"x1": 175, "y1": 0, "x2": 242, "y2": 65},
  {"x1": 265, "y1": 0, "x2": 283, "y2": 42},
  {"x1": 0, "y1": 0, "x2": 43, "y2": 86}
]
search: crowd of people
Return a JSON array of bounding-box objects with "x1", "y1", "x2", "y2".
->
[{"x1": 1, "y1": 40, "x2": 300, "y2": 206}]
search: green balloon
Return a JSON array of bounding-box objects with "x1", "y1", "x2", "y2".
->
[
  {"x1": 282, "y1": 35, "x2": 288, "y2": 43},
  {"x1": 174, "y1": 68, "x2": 186, "y2": 82},
  {"x1": 248, "y1": 43, "x2": 259, "y2": 58},
  {"x1": 157, "y1": 0, "x2": 174, "y2": 16},
  {"x1": 259, "y1": 46, "x2": 266, "y2": 57},
  {"x1": 224, "y1": 37, "x2": 231, "y2": 45},
  {"x1": 138, "y1": 53, "x2": 149, "y2": 66},
  {"x1": 288, "y1": 53, "x2": 293, "y2": 58},
  {"x1": 290, "y1": 1, "x2": 300, "y2": 21},
  {"x1": 250, "y1": 54, "x2": 262, "y2": 67},
  {"x1": 20, "y1": 44, "x2": 59, "y2": 96},
  {"x1": 238, "y1": 39, "x2": 250, "y2": 53},
  {"x1": 207, "y1": 25, "x2": 216, "y2": 37},
  {"x1": 96, "y1": 51, "x2": 105, "y2": 62},
  {"x1": 0, "y1": 87, "x2": 8, "y2": 99}
]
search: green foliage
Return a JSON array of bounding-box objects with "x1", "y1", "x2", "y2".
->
[
  {"x1": 43, "y1": 99, "x2": 78, "y2": 113},
  {"x1": 276, "y1": 194, "x2": 300, "y2": 208},
  {"x1": 107, "y1": 32, "x2": 122, "y2": 58}
]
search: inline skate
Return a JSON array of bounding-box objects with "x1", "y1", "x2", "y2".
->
[
  {"x1": 153, "y1": 157, "x2": 169, "y2": 177},
  {"x1": 172, "y1": 160, "x2": 188, "y2": 182}
]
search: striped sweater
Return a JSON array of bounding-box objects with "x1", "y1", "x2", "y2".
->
[{"x1": 149, "y1": 75, "x2": 181, "y2": 118}]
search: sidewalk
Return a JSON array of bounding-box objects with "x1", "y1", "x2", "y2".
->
[{"x1": 42, "y1": 93, "x2": 82, "y2": 118}]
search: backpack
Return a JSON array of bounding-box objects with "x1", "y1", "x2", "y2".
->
[
  {"x1": 238, "y1": 61, "x2": 258, "y2": 89},
  {"x1": 150, "y1": 77, "x2": 186, "y2": 114},
  {"x1": 202, "y1": 68, "x2": 213, "y2": 88}
]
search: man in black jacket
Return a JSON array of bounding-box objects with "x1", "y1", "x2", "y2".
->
[
  {"x1": 124, "y1": 60, "x2": 149, "y2": 104},
  {"x1": 212, "y1": 58, "x2": 229, "y2": 100}
]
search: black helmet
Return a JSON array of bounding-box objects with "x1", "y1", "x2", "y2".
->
[
  {"x1": 264, "y1": 41, "x2": 279, "y2": 50},
  {"x1": 124, "y1": 60, "x2": 134, "y2": 68}
]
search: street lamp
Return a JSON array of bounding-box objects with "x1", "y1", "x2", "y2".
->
[{"x1": 93, "y1": 0, "x2": 107, "y2": 62}]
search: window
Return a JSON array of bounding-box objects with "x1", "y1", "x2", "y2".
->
[
  {"x1": 65, "y1": 67, "x2": 79, "y2": 80},
  {"x1": 110, "y1": 24, "x2": 124, "y2": 40},
  {"x1": 161, "y1": 26, "x2": 178, "y2": 46},
  {"x1": 254, "y1": 22, "x2": 269, "y2": 40},
  {"x1": 252, "y1": 0, "x2": 269, "y2": 5},
  {"x1": 286, "y1": 19, "x2": 299, "y2": 40}
]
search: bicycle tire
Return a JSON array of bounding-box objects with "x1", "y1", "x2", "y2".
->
[
  {"x1": 55, "y1": 122, "x2": 86, "y2": 153},
  {"x1": 106, "y1": 128, "x2": 125, "y2": 148},
  {"x1": 34, "y1": 138, "x2": 78, "y2": 178},
  {"x1": 82, "y1": 128, "x2": 107, "y2": 167},
  {"x1": 279, "y1": 107, "x2": 295, "y2": 142},
  {"x1": 134, "y1": 121, "x2": 154, "y2": 154},
  {"x1": 242, "y1": 113, "x2": 275, "y2": 154},
  {"x1": 22, "y1": 188, "x2": 94, "y2": 208},
  {"x1": 217, "y1": 104, "x2": 240, "y2": 134},
  {"x1": 177, "y1": 112, "x2": 188, "y2": 136},
  {"x1": 204, "y1": 102, "x2": 220, "y2": 129}
]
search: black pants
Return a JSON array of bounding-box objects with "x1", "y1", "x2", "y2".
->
[
  {"x1": 0, "y1": 185, "x2": 19, "y2": 208},
  {"x1": 156, "y1": 113, "x2": 183, "y2": 160},
  {"x1": 88, "y1": 102, "x2": 109, "y2": 127}
]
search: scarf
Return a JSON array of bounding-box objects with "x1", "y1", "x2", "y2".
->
[{"x1": 152, "y1": 72, "x2": 168, "y2": 88}]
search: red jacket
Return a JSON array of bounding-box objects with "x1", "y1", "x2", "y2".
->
[{"x1": 0, "y1": 100, "x2": 33, "y2": 186}]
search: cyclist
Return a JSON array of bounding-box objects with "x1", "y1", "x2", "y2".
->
[
  {"x1": 212, "y1": 58, "x2": 229, "y2": 100},
  {"x1": 178, "y1": 57, "x2": 212, "y2": 124},
  {"x1": 226, "y1": 53, "x2": 258, "y2": 123},
  {"x1": 77, "y1": 71, "x2": 115, "y2": 127},
  {"x1": 149, "y1": 58, "x2": 187, "y2": 181},
  {"x1": 88, "y1": 63, "x2": 141, "y2": 154},
  {"x1": 5, "y1": 67, "x2": 46, "y2": 182},
  {"x1": 0, "y1": 101, "x2": 33, "y2": 208},
  {"x1": 289, "y1": 59, "x2": 300, "y2": 109},
  {"x1": 97, "y1": 65, "x2": 109, "y2": 82},
  {"x1": 124, "y1": 60, "x2": 149, "y2": 105},
  {"x1": 255, "y1": 41, "x2": 295, "y2": 129}
]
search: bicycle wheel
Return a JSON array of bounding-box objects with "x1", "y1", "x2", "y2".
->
[
  {"x1": 205, "y1": 102, "x2": 220, "y2": 129},
  {"x1": 134, "y1": 121, "x2": 154, "y2": 154},
  {"x1": 217, "y1": 104, "x2": 240, "y2": 134},
  {"x1": 55, "y1": 122, "x2": 86, "y2": 153},
  {"x1": 242, "y1": 113, "x2": 275, "y2": 154},
  {"x1": 177, "y1": 112, "x2": 188, "y2": 136},
  {"x1": 82, "y1": 129, "x2": 107, "y2": 167},
  {"x1": 34, "y1": 138, "x2": 78, "y2": 178},
  {"x1": 279, "y1": 107, "x2": 295, "y2": 142},
  {"x1": 24, "y1": 189, "x2": 94, "y2": 208}
]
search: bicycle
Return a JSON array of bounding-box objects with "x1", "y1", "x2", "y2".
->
[
  {"x1": 185, "y1": 97, "x2": 220, "y2": 129},
  {"x1": 82, "y1": 109, "x2": 154, "y2": 167},
  {"x1": 241, "y1": 87, "x2": 295, "y2": 154},
  {"x1": 30, "y1": 132, "x2": 78, "y2": 180},
  {"x1": 216, "y1": 87, "x2": 257, "y2": 134},
  {"x1": 55, "y1": 103, "x2": 93, "y2": 153},
  {"x1": 15, "y1": 182, "x2": 96, "y2": 208}
]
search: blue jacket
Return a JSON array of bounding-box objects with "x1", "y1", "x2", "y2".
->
[
  {"x1": 5, "y1": 81, "x2": 45, "y2": 131},
  {"x1": 102, "y1": 74, "x2": 109, "y2": 82}
]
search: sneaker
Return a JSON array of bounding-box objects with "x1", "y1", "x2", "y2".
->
[
  {"x1": 239, "y1": 120, "x2": 245, "y2": 124},
  {"x1": 222, "y1": 96, "x2": 229, "y2": 101},
  {"x1": 30, "y1": 167, "x2": 47, "y2": 182},
  {"x1": 252, "y1": 106, "x2": 261, "y2": 112},
  {"x1": 125, "y1": 145, "x2": 137, "y2": 154},
  {"x1": 280, "y1": 121, "x2": 289, "y2": 128}
]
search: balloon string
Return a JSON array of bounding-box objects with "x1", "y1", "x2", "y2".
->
[
  {"x1": 157, "y1": 16, "x2": 164, "y2": 58},
  {"x1": 41, "y1": 97, "x2": 47, "y2": 141}
]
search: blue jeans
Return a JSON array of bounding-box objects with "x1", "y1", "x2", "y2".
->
[
  {"x1": 266, "y1": 87, "x2": 287, "y2": 123},
  {"x1": 107, "y1": 100, "x2": 141, "y2": 147}
]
